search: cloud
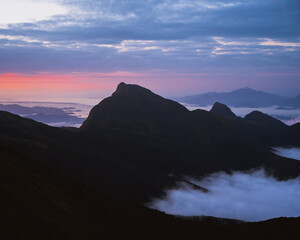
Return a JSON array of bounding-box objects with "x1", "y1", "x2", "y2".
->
[
  {"x1": 285, "y1": 117, "x2": 300, "y2": 125},
  {"x1": 0, "y1": 0, "x2": 299, "y2": 95},
  {"x1": 260, "y1": 39, "x2": 300, "y2": 47},
  {"x1": 47, "y1": 122, "x2": 82, "y2": 127},
  {"x1": 0, "y1": 0, "x2": 68, "y2": 25},
  {"x1": 273, "y1": 147, "x2": 300, "y2": 161},
  {"x1": 149, "y1": 169, "x2": 300, "y2": 221}
]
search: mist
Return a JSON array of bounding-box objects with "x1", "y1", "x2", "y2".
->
[
  {"x1": 149, "y1": 169, "x2": 300, "y2": 222},
  {"x1": 0, "y1": 101, "x2": 87, "y2": 127},
  {"x1": 273, "y1": 147, "x2": 300, "y2": 161}
]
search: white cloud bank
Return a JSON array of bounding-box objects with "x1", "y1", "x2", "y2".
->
[
  {"x1": 0, "y1": 0, "x2": 68, "y2": 25},
  {"x1": 149, "y1": 169, "x2": 300, "y2": 222},
  {"x1": 273, "y1": 147, "x2": 300, "y2": 161}
]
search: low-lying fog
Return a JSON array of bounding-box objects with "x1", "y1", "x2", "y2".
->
[
  {"x1": 273, "y1": 147, "x2": 300, "y2": 161},
  {"x1": 149, "y1": 169, "x2": 300, "y2": 222},
  {"x1": 0, "y1": 99, "x2": 97, "y2": 127},
  {"x1": 150, "y1": 148, "x2": 300, "y2": 222}
]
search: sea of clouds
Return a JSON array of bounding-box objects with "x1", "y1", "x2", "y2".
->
[
  {"x1": 149, "y1": 169, "x2": 300, "y2": 222},
  {"x1": 273, "y1": 147, "x2": 300, "y2": 161},
  {"x1": 150, "y1": 146, "x2": 300, "y2": 222}
]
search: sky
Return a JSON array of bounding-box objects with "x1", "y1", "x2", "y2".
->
[{"x1": 0, "y1": 0, "x2": 299, "y2": 99}]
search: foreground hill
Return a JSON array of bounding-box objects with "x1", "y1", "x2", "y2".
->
[
  {"x1": 0, "y1": 144, "x2": 220, "y2": 240},
  {"x1": 0, "y1": 111, "x2": 177, "y2": 203},
  {"x1": 1, "y1": 143, "x2": 300, "y2": 240},
  {"x1": 176, "y1": 87, "x2": 300, "y2": 108}
]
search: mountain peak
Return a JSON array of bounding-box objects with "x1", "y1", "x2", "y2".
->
[
  {"x1": 244, "y1": 111, "x2": 287, "y2": 128},
  {"x1": 117, "y1": 82, "x2": 127, "y2": 90},
  {"x1": 81, "y1": 83, "x2": 188, "y2": 131},
  {"x1": 232, "y1": 87, "x2": 256, "y2": 93},
  {"x1": 210, "y1": 102, "x2": 236, "y2": 119},
  {"x1": 112, "y1": 82, "x2": 153, "y2": 97}
]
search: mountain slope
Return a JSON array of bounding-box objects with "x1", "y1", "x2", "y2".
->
[
  {"x1": 0, "y1": 144, "x2": 216, "y2": 240},
  {"x1": 1, "y1": 143, "x2": 300, "y2": 240},
  {"x1": 209, "y1": 103, "x2": 300, "y2": 147},
  {"x1": 1, "y1": 83, "x2": 300, "y2": 239},
  {"x1": 81, "y1": 82, "x2": 188, "y2": 133},
  {"x1": 80, "y1": 83, "x2": 300, "y2": 180},
  {"x1": 1, "y1": 83, "x2": 300, "y2": 206},
  {"x1": 210, "y1": 102, "x2": 237, "y2": 119},
  {"x1": 244, "y1": 111, "x2": 287, "y2": 129},
  {"x1": 0, "y1": 110, "x2": 178, "y2": 203}
]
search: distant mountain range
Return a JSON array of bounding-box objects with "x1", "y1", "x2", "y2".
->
[
  {"x1": 1, "y1": 83, "x2": 299, "y2": 203},
  {"x1": 175, "y1": 87, "x2": 300, "y2": 108},
  {"x1": 1, "y1": 83, "x2": 300, "y2": 239}
]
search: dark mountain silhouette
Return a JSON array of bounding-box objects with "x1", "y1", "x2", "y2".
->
[
  {"x1": 1, "y1": 83, "x2": 300, "y2": 206},
  {"x1": 0, "y1": 110, "x2": 179, "y2": 203},
  {"x1": 209, "y1": 103, "x2": 300, "y2": 146},
  {"x1": 1, "y1": 82, "x2": 300, "y2": 238},
  {"x1": 0, "y1": 144, "x2": 235, "y2": 239},
  {"x1": 80, "y1": 83, "x2": 300, "y2": 180},
  {"x1": 176, "y1": 87, "x2": 300, "y2": 108},
  {"x1": 81, "y1": 82, "x2": 188, "y2": 131},
  {"x1": 244, "y1": 111, "x2": 287, "y2": 128},
  {"x1": 1, "y1": 144, "x2": 300, "y2": 240},
  {"x1": 210, "y1": 102, "x2": 237, "y2": 119}
]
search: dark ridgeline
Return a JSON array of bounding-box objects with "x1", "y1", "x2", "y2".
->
[
  {"x1": 210, "y1": 102, "x2": 237, "y2": 119},
  {"x1": 244, "y1": 111, "x2": 288, "y2": 128},
  {"x1": 80, "y1": 82, "x2": 300, "y2": 181},
  {"x1": 216, "y1": 108, "x2": 300, "y2": 147},
  {"x1": 1, "y1": 82, "x2": 300, "y2": 239},
  {"x1": 176, "y1": 87, "x2": 300, "y2": 108},
  {"x1": 1, "y1": 82, "x2": 300, "y2": 202},
  {"x1": 81, "y1": 82, "x2": 189, "y2": 131}
]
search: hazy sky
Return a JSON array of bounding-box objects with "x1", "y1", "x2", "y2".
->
[{"x1": 0, "y1": 0, "x2": 299, "y2": 98}]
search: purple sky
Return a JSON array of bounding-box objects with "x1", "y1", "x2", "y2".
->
[{"x1": 0, "y1": 0, "x2": 299, "y2": 98}]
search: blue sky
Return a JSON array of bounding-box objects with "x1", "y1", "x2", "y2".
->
[{"x1": 0, "y1": 0, "x2": 299, "y2": 97}]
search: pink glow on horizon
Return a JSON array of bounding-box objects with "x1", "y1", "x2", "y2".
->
[
  {"x1": 0, "y1": 72, "x2": 113, "y2": 99},
  {"x1": 0, "y1": 72, "x2": 150, "y2": 98},
  {"x1": 0, "y1": 71, "x2": 209, "y2": 98},
  {"x1": 0, "y1": 72, "x2": 136, "y2": 90},
  {"x1": 1, "y1": 70, "x2": 296, "y2": 99}
]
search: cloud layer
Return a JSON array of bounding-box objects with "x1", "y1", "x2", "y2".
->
[
  {"x1": 273, "y1": 147, "x2": 300, "y2": 161},
  {"x1": 0, "y1": 0, "x2": 299, "y2": 95},
  {"x1": 149, "y1": 169, "x2": 300, "y2": 221}
]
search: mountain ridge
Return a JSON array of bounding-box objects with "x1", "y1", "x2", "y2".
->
[
  {"x1": 210, "y1": 102, "x2": 237, "y2": 119},
  {"x1": 1, "y1": 83, "x2": 300, "y2": 206},
  {"x1": 1, "y1": 83, "x2": 300, "y2": 239},
  {"x1": 80, "y1": 83, "x2": 300, "y2": 181}
]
